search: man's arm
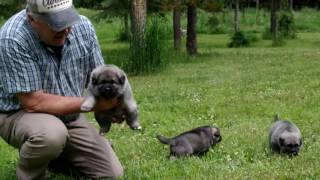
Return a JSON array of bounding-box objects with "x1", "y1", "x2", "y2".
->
[{"x1": 16, "y1": 90, "x2": 118, "y2": 115}]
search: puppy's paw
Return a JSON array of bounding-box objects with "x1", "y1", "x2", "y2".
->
[
  {"x1": 132, "y1": 126, "x2": 142, "y2": 130},
  {"x1": 81, "y1": 96, "x2": 96, "y2": 111},
  {"x1": 80, "y1": 102, "x2": 94, "y2": 111}
]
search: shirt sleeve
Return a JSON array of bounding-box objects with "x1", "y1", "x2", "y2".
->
[{"x1": 0, "y1": 38, "x2": 42, "y2": 94}]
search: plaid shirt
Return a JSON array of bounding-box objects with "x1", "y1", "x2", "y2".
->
[{"x1": 0, "y1": 10, "x2": 104, "y2": 111}]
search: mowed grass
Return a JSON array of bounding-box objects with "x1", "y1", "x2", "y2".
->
[{"x1": 1, "y1": 12, "x2": 320, "y2": 179}]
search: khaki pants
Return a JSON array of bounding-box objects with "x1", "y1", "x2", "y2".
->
[{"x1": 0, "y1": 111, "x2": 123, "y2": 180}]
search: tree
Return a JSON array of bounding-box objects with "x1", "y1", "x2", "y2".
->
[
  {"x1": 0, "y1": 0, "x2": 25, "y2": 18},
  {"x1": 234, "y1": 0, "x2": 240, "y2": 32},
  {"x1": 271, "y1": 0, "x2": 280, "y2": 45},
  {"x1": 98, "y1": 0, "x2": 131, "y2": 41},
  {"x1": 129, "y1": 0, "x2": 147, "y2": 72},
  {"x1": 173, "y1": 1, "x2": 182, "y2": 51},
  {"x1": 186, "y1": 3, "x2": 197, "y2": 55}
]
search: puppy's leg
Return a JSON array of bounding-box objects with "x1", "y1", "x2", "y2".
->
[
  {"x1": 125, "y1": 108, "x2": 141, "y2": 130},
  {"x1": 94, "y1": 112, "x2": 112, "y2": 135},
  {"x1": 171, "y1": 145, "x2": 193, "y2": 157},
  {"x1": 81, "y1": 95, "x2": 96, "y2": 111}
]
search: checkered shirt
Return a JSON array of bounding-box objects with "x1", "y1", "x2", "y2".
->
[{"x1": 0, "y1": 10, "x2": 104, "y2": 111}]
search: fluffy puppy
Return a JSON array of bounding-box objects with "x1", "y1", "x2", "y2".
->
[
  {"x1": 157, "y1": 125, "x2": 222, "y2": 157},
  {"x1": 269, "y1": 115, "x2": 302, "y2": 156},
  {"x1": 81, "y1": 64, "x2": 141, "y2": 135}
]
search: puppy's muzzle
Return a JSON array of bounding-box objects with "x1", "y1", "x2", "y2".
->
[{"x1": 98, "y1": 85, "x2": 118, "y2": 99}]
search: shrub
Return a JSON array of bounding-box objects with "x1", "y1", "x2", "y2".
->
[
  {"x1": 278, "y1": 11, "x2": 296, "y2": 39},
  {"x1": 228, "y1": 31, "x2": 258, "y2": 47}
]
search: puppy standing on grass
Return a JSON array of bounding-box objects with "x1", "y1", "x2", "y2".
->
[
  {"x1": 269, "y1": 114, "x2": 302, "y2": 156},
  {"x1": 157, "y1": 125, "x2": 222, "y2": 157},
  {"x1": 81, "y1": 64, "x2": 141, "y2": 135}
]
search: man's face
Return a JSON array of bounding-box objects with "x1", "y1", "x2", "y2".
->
[{"x1": 28, "y1": 14, "x2": 71, "y2": 46}]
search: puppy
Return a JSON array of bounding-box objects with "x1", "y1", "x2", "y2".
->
[
  {"x1": 81, "y1": 64, "x2": 141, "y2": 135},
  {"x1": 157, "y1": 125, "x2": 222, "y2": 157},
  {"x1": 269, "y1": 115, "x2": 302, "y2": 156}
]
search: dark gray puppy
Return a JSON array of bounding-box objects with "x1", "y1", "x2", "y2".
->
[
  {"x1": 81, "y1": 64, "x2": 141, "y2": 135},
  {"x1": 157, "y1": 125, "x2": 222, "y2": 157},
  {"x1": 269, "y1": 115, "x2": 302, "y2": 156}
]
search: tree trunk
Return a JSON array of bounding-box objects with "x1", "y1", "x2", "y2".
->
[
  {"x1": 130, "y1": 0, "x2": 147, "y2": 66},
  {"x1": 256, "y1": 0, "x2": 260, "y2": 24},
  {"x1": 186, "y1": 4, "x2": 197, "y2": 56},
  {"x1": 234, "y1": 0, "x2": 240, "y2": 32},
  {"x1": 271, "y1": 0, "x2": 280, "y2": 44},
  {"x1": 289, "y1": 0, "x2": 293, "y2": 11},
  {"x1": 130, "y1": 0, "x2": 147, "y2": 48},
  {"x1": 173, "y1": 5, "x2": 181, "y2": 51}
]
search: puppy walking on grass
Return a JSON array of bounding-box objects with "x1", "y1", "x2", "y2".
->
[
  {"x1": 157, "y1": 125, "x2": 222, "y2": 157},
  {"x1": 81, "y1": 64, "x2": 141, "y2": 135},
  {"x1": 269, "y1": 114, "x2": 302, "y2": 156}
]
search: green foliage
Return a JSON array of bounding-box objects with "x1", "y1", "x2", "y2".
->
[
  {"x1": 205, "y1": 13, "x2": 227, "y2": 34},
  {"x1": 125, "y1": 16, "x2": 170, "y2": 75},
  {"x1": 278, "y1": 11, "x2": 296, "y2": 39},
  {"x1": 0, "y1": 0, "x2": 24, "y2": 18},
  {"x1": 228, "y1": 31, "x2": 248, "y2": 47}
]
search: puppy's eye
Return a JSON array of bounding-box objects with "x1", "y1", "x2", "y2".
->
[{"x1": 214, "y1": 133, "x2": 220, "y2": 137}]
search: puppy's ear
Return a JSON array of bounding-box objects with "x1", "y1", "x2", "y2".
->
[{"x1": 119, "y1": 75, "x2": 126, "y2": 85}]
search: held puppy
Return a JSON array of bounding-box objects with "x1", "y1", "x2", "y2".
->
[
  {"x1": 81, "y1": 64, "x2": 141, "y2": 135},
  {"x1": 157, "y1": 125, "x2": 222, "y2": 157},
  {"x1": 269, "y1": 115, "x2": 302, "y2": 156}
]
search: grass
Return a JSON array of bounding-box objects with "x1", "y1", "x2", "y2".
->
[
  {"x1": 2, "y1": 32, "x2": 319, "y2": 179},
  {"x1": 1, "y1": 8, "x2": 320, "y2": 180}
]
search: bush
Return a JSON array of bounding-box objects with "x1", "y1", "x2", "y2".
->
[
  {"x1": 278, "y1": 11, "x2": 296, "y2": 39},
  {"x1": 228, "y1": 31, "x2": 258, "y2": 47}
]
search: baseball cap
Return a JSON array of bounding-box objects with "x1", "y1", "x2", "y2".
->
[{"x1": 27, "y1": 0, "x2": 80, "y2": 32}]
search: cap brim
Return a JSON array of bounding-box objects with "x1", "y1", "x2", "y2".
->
[{"x1": 39, "y1": 6, "x2": 80, "y2": 32}]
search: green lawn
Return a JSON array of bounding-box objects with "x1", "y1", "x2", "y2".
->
[{"x1": 1, "y1": 32, "x2": 319, "y2": 179}]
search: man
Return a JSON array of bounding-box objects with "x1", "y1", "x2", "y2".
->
[{"x1": 0, "y1": 0, "x2": 123, "y2": 179}]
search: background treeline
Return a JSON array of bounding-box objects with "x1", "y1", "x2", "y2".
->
[{"x1": 1, "y1": 0, "x2": 320, "y2": 19}]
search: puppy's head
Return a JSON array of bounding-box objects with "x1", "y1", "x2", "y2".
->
[
  {"x1": 89, "y1": 65, "x2": 126, "y2": 99},
  {"x1": 279, "y1": 132, "x2": 302, "y2": 156},
  {"x1": 210, "y1": 126, "x2": 222, "y2": 145}
]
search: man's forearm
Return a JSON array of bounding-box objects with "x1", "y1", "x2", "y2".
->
[{"x1": 16, "y1": 90, "x2": 85, "y2": 115}]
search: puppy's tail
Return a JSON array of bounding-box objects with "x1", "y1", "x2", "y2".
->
[{"x1": 156, "y1": 135, "x2": 174, "y2": 145}]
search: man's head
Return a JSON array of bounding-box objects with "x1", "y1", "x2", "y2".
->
[{"x1": 26, "y1": 0, "x2": 80, "y2": 46}]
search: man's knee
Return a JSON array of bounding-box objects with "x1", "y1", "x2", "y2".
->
[
  {"x1": 23, "y1": 115, "x2": 68, "y2": 159},
  {"x1": 110, "y1": 163, "x2": 123, "y2": 179}
]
